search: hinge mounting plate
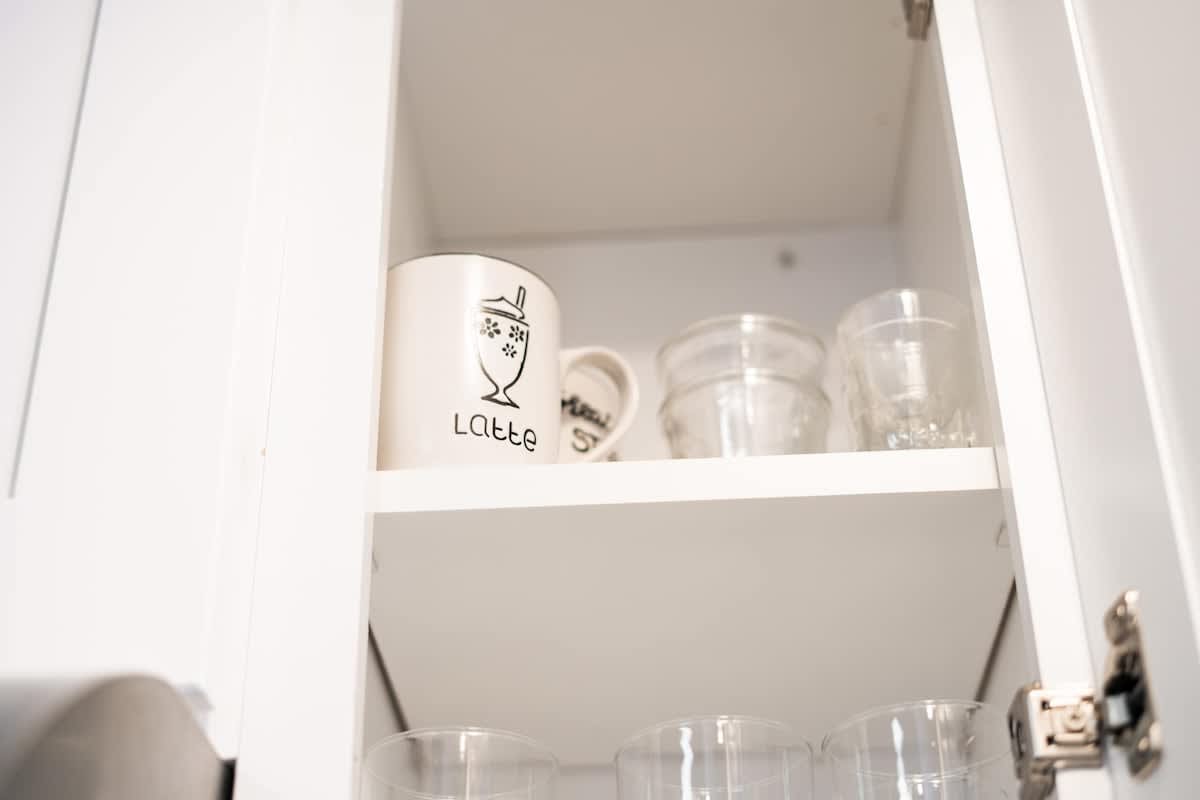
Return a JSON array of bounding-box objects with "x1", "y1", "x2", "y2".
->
[
  {"x1": 1008, "y1": 590, "x2": 1164, "y2": 799},
  {"x1": 1102, "y1": 590, "x2": 1163, "y2": 777},
  {"x1": 1008, "y1": 684, "x2": 1102, "y2": 800}
]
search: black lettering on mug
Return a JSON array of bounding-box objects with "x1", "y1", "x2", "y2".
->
[
  {"x1": 452, "y1": 411, "x2": 537, "y2": 453},
  {"x1": 571, "y1": 427, "x2": 600, "y2": 453},
  {"x1": 470, "y1": 414, "x2": 488, "y2": 437},
  {"x1": 561, "y1": 394, "x2": 612, "y2": 430}
]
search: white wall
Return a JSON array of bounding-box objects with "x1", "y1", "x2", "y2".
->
[
  {"x1": 892, "y1": 42, "x2": 970, "y2": 302},
  {"x1": 559, "y1": 766, "x2": 616, "y2": 800},
  {"x1": 388, "y1": 77, "x2": 433, "y2": 265},
  {"x1": 444, "y1": 226, "x2": 900, "y2": 459}
]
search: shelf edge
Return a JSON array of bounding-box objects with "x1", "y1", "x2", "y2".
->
[{"x1": 370, "y1": 448, "x2": 999, "y2": 514}]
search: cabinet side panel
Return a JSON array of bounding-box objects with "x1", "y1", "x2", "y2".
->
[{"x1": 234, "y1": 0, "x2": 401, "y2": 797}]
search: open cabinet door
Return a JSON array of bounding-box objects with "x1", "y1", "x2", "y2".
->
[
  {"x1": 1, "y1": 0, "x2": 290, "y2": 761},
  {"x1": 933, "y1": 1, "x2": 1200, "y2": 797}
]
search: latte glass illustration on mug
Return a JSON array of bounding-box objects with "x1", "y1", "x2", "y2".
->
[
  {"x1": 477, "y1": 286, "x2": 531, "y2": 408},
  {"x1": 379, "y1": 253, "x2": 641, "y2": 468}
]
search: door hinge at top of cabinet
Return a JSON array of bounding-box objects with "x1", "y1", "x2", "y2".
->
[
  {"x1": 1007, "y1": 590, "x2": 1163, "y2": 800},
  {"x1": 901, "y1": 0, "x2": 932, "y2": 40}
]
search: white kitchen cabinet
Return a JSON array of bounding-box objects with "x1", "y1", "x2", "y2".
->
[
  {"x1": 3, "y1": 1, "x2": 1197, "y2": 799},
  {"x1": 0, "y1": 0, "x2": 287, "y2": 758}
]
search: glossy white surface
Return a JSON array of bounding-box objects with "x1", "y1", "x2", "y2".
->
[
  {"x1": 380, "y1": 255, "x2": 639, "y2": 467},
  {"x1": 931, "y1": 1, "x2": 1101, "y2": 701},
  {"x1": 967, "y1": 0, "x2": 1200, "y2": 793},
  {"x1": 381, "y1": 255, "x2": 566, "y2": 467},
  {"x1": 234, "y1": 0, "x2": 401, "y2": 797},
  {"x1": 372, "y1": 447, "x2": 998, "y2": 513},
  {"x1": 370, "y1": 450, "x2": 1009, "y2": 765}
]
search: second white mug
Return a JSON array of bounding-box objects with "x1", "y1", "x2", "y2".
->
[
  {"x1": 560, "y1": 364, "x2": 627, "y2": 462},
  {"x1": 379, "y1": 254, "x2": 638, "y2": 468}
]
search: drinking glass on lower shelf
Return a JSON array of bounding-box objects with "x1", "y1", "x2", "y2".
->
[
  {"x1": 616, "y1": 715, "x2": 813, "y2": 800},
  {"x1": 363, "y1": 727, "x2": 557, "y2": 800},
  {"x1": 838, "y1": 289, "x2": 979, "y2": 450},
  {"x1": 822, "y1": 700, "x2": 1015, "y2": 799}
]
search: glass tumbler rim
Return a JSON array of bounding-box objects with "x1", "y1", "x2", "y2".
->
[
  {"x1": 364, "y1": 726, "x2": 559, "y2": 800},
  {"x1": 657, "y1": 314, "x2": 826, "y2": 383},
  {"x1": 836, "y1": 288, "x2": 970, "y2": 341},
  {"x1": 614, "y1": 714, "x2": 814, "y2": 779},
  {"x1": 820, "y1": 699, "x2": 1011, "y2": 780}
]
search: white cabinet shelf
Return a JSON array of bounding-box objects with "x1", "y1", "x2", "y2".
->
[
  {"x1": 370, "y1": 449, "x2": 1011, "y2": 764},
  {"x1": 370, "y1": 448, "x2": 1000, "y2": 513}
]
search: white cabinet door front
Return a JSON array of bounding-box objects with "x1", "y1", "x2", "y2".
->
[
  {"x1": 941, "y1": 0, "x2": 1200, "y2": 796},
  {"x1": 0, "y1": 0, "x2": 285, "y2": 761}
]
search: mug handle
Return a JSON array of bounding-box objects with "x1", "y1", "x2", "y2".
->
[{"x1": 559, "y1": 347, "x2": 639, "y2": 463}]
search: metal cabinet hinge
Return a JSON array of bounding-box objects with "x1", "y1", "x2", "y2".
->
[
  {"x1": 1007, "y1": 591, "x2": 1163, "y2": 800},
  {"x1": 1009, "y1": 685, "x2": 1102, "y2": 800},
  {"x1": 901, "y1": 0, "x2": 932, "y2": 41}
]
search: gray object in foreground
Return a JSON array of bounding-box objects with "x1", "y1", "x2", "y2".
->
[{"x1": 0, "y1": 675, "x2": 230, "y2": 800}]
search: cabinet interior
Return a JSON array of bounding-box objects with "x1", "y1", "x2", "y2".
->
[{"x1": 368, "y1": 0, "x2": 1022, "y2": 772}]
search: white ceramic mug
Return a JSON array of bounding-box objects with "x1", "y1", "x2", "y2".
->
[
  {"x1": 560, "y1": 365, "x2": 627, "y2": 462},
  {"x1": 379, "y1": 254, "x2": 638, "y2": 468}
]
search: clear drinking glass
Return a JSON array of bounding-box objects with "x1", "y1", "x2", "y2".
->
[
  {"x1": 657, "y1": 315, "x2": 830, "y2": 458},
  {"x1": 837, "y1": 290, "x2": 978, "y2": 450},
  {"x1": 822, "y1": 700, "x2": 1016, "y2": 799},
  {"x1": 658, "y1": 315, "x2": 826, "y2": 390},
  {"x1": 659, "y1": 371, "x2": 830, "y2": 458},
  {"x1": 363, "y1": 728, "x2": 558, "y2": 800},
  {"x1": 616, "y1": 715, "x2": 813, "y2": 800}
]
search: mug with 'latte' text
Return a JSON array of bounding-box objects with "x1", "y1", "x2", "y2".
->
[{"x1": 379, "y1": 254, "x2": 638, "y2": 468}]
